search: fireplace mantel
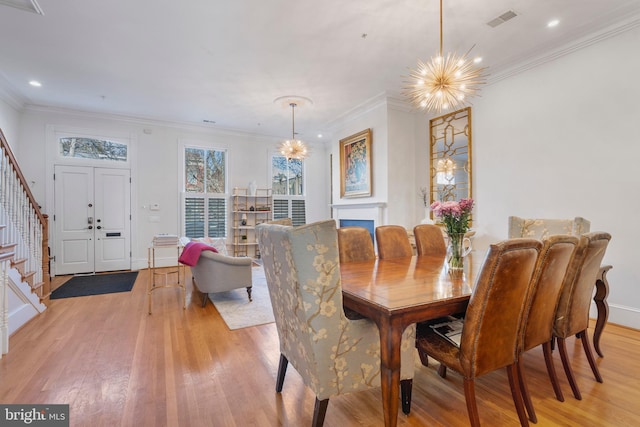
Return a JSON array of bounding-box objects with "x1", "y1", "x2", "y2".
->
[
  {"x1": 331, "y1": 202, "x2": 387, "y2": 229},
  {"x1": 330, "y1": 202, "x2": 387, "y2": 210}
]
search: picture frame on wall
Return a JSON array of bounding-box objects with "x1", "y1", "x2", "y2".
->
[{"x1": 340, "y1": 128, "x2": 372, "y2": 198}]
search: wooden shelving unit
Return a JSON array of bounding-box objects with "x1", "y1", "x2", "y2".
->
[{"x1": 231, "y1": 187, "x2": 272, "y2": 258}]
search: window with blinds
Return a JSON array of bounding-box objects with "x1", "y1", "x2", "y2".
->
[
  {"x1": 184, "y1": 197, "x2": 205, "y2": 237},
  {"x1": 273, "y1": 198, "x2": 306, "y2": 226},
  {"x1": 208, "y1": 198, "x2": 227, "y2": 238},
  {"x1": 182, "y1": 145, "x2": 228, "y2": 239},
  {"x1": 184, "y1": 196, "x2": 227, "y2": 239}
]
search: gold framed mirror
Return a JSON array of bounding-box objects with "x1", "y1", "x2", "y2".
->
[{"x1": 429, "y1": 107, "x2": 472, "y2": 212}]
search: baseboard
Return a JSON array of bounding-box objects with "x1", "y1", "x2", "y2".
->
[
  {"x1": 591, "y1": 302, "x2": 640, "y2": 330},
  {"x1": 7, "y1": 298, "x2": 39, "y2": 336}
]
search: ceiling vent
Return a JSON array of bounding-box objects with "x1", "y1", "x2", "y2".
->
[
  {"x1": 0, "y1": 0, "x2": 44, "y2": 15},
  {"x1": 487, "y1": 10, "x2": 517, "y2": 28}
]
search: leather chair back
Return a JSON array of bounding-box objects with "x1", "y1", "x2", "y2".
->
[
  {"x1": 375, "y1": 225, "x2": 413, "y2": 259},
  {"x1": 522, "y1": 235, "x2": 579, "y2": 352},
  {"x1": 337, "y1": 226, "x2": 375, "y2": 263},
  {"x1": 554, "y1": 232, "x2": 611, "y2": 338},
  {"x1": 459, "y1": 238, "x2": 542, "y2": 377},
  {"x1": 413, "y1": 224, "x2": 446, "y2": 257}
]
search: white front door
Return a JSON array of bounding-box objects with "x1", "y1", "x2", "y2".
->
[{"x1": 54, "y1": 165, "x2": 131, "y2": 275}]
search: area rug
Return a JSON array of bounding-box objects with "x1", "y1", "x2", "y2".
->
[
  {"x1": 209, "y1": 266, "x2": 274, "y2": 330},
  {"x1": 51, "y1": 271, "x2": 138, "y2": 299}
]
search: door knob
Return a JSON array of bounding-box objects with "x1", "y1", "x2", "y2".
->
[
  {"x1": 88, "y1": 226, "x2": 93, "y2": 229},
  {"x1": 97, "y1": 226, "x2": 102, "y2": 230}
]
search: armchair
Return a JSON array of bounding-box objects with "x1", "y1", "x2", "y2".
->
[
  {"x1": 508, "y1": 216, "x2": 590, "y2": 239},
  {"x1": 189, "y1": 250, "x2": 253, "y2": 307},
  {"x1": 256, "y1": 220, "x2": 416, "y2": 427}
]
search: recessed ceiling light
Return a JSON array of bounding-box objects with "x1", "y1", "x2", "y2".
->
[
  {"x1": 29, "y1": 80, "x2": 42, "y2": 87},
  {"x1": 547, "y1": 19, "x2": 560, "y2": 28},
  {"x1": 317, "y1": 134, "x2": 323, "y2": 138},
  {"x1": 473, "y1": 57, "x2": 483, "y2": 64}
]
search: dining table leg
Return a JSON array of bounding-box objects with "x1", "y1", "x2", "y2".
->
[
  {"x1": 377, "y1": 317, "x2": 404, "y2": 427},
  {"x1": 593, "y1": 265, "x2": 612, "y2": 357}
]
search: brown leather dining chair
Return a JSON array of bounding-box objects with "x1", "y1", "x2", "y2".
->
[
  {"x1": 415, "y1": 238, "x2": 542, "y2": 427},
  {"x1": 375, "y1": 225, "x2": 413, "y2": 259},
  {"x1": 337, "y1": 226, "x2": 375, "y2": 263},
  {"x1": 413, "y1": 224, "x2": 447, "y2": 257},
  {"x1": 517, "y1": 235, "x2": 580, "y2": 423},
  {"x1": 553, "y1": 231, "x2": 611, "y2": 400},
  {"x1": 336, "y1": 226, "x2": 376, "y2": 320}
]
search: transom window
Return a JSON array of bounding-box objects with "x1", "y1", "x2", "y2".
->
[{"x1": 59, "y1": 137, "x2": 128, "y2": 162}]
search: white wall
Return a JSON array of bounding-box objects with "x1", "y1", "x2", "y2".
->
[
  {"x1": 387, "y1": 104, "x2": 419, "y2": 227},
  {"x1": 330, "y1": 98, "x2": 389, "y2": 211},
  {"x1": 15, "y1": 108, "x2": 329, "y2": 271},
  {"x1": 472, "y1": 25, "x2": 640, "y2": 328},
  {"x1": 0, "y1": 97, "x2": 20, "y2": 149}
]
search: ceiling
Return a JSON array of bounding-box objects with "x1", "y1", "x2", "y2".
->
[{"x1": 1, "y1": 0, "x2": 639, "y2": 141}]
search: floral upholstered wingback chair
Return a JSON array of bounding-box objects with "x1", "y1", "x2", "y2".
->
[
  {"x1": 508, "y1": 216, "x2": 590, "y2": 239},
  {"x1": 256, "y1": 219, "x2": 416, "y2": 427}
]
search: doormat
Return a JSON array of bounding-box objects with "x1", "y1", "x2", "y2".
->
[{"x1": 51, "y1": 271, "x2": 138, "y2": 299}]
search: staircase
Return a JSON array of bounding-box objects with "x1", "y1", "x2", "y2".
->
[{"x1": 1, "y1": 129, "x2": 50, "y2": 358}]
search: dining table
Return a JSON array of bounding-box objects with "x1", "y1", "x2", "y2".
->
[
  {"x1": 339, "y1": 252, "x2": 612, "y2": 427},
  {"x1": 340, "y1": 253, "x2": 483, "y2": 427}
]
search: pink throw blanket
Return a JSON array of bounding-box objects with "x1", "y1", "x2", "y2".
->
[{"x1": 178, "y1": 241, "x2": 218, "y2": 266}]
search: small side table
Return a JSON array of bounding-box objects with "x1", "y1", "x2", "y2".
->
[{"x1": 148, "y1": 244, "x2": 186, "y2": 314}]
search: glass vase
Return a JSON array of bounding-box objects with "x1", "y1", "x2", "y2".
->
[{"x1": 447, "y1": 232, "x2": 471, "y2": 271}]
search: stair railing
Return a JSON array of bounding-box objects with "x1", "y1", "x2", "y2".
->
[{"x1": 0, "y1": 129, "x2": 50, "y2": 301}]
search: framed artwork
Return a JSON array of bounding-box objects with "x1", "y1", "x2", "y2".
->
[{"x1": 340, "y1": 128, "x2": 372, "y2": 198}]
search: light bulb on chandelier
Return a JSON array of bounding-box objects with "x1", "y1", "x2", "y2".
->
[
  {"x1": 279, "y1": 137, "x2": 308, "y2": 160},
  {"x1": 277, "y1": 100, "x2": 311, "y2": 160},
  {"x1": 404, "y1": 0, "x2": 486, "y2": 113}
]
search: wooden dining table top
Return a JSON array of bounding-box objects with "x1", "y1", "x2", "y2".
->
[{"x1": 340, "y1": 252, "x2": 485, "y2": 320}]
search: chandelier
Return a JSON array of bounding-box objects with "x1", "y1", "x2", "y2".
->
[
  {"x1": 404, "y1": 0, "x2": 486, "y2": 113},
  {"x1": 278, "y1": 102, "x2": 310, "y2": 160}
]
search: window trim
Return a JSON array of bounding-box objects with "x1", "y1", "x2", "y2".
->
[{"x1": 179, "y1": 139, "x2": 229, "y2": 238}]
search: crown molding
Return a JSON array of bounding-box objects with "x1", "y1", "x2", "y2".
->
[
  {"x1": 325, "y1": 92, "x2": 388, "y2": 132},
  {"x1": 0, "y1": 73, "x2": 26, "y2": 110},
  {"x1": 488, "y1": 14, "x2": 640, "y2": 85},
  {"x1": 22, "y1": 103, "x2": 287, "y2": 141}
]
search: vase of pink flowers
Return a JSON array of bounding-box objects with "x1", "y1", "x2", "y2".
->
[{"x1": 430, "y1": 198, "x2": 474, "y2": 270}]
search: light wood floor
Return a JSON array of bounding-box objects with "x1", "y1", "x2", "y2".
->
[{"x1": 1, "y1": 267, "x2": 639, "y2": 426}]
